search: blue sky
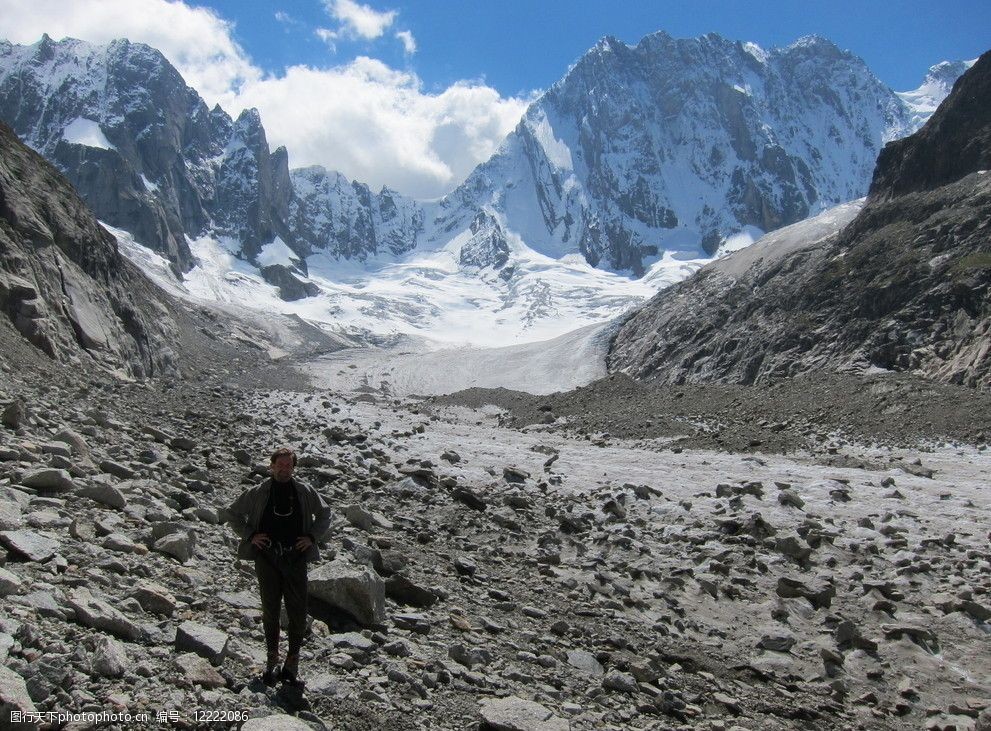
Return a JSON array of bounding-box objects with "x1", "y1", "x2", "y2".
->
[
  {"x1": 208, "y1": 0, "x2": 987, "y2": 94},
  {"x1": 2, "y1": 0, "x2": 987, "y2": 198}
]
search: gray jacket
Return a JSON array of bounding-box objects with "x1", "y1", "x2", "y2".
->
[{"x1": 224, "y1": 477, "x2": 333, "y2": 562}]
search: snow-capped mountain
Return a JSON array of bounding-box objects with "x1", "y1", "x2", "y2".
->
[
  {"x1": 898, "y1": 59, "x2": 977, "y2": 129},
  {"x1": 431, "y1": 33, "x2": 928, "y2": 275},
  {"x1": 0, "y1": 32, "x2": 967, "y2": 344},
  {"x1": 0, "y1": 35, "x2": 299, "y2": 274}
]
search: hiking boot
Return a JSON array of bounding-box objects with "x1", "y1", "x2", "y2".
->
[
  {"x1": 280, "y1": 653, "x2": 304, "y2": 687},
  {"x1": 261, "y1": 665, "x2": 279, "y2": 686}
]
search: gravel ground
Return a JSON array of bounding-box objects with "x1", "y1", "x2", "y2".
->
[
  {"x1": 435, "y1": 371, "x2": 991, "y2": 455},
  {"x1": 1, "y1": 314, "x2": 989, "y2": 731}
]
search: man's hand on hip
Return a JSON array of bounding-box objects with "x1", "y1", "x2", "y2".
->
[
  {"x1": 295, "y1": 535, "x2": 314, "y2": 552},
  {"x1": 250, "y1": 532, "x2": 271, "y2": 549}
]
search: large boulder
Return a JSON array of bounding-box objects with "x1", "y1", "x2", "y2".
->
[
  {"x1": 309, "y1": 560, "x2": 386, "y2": 626},
  {"x1": 175, "y1": 621, "x2": 229, "y2": 665},
  {"x1": 0, "y1": 665, "x2": 38, "y2": 729},
  {"x1": 0, "y1": 529, "x2": 59, "y2": 562},
  {"x1": 478, "y1": 696, "x2": 569, "y2": 731},
  {"x1": 67, "y1": 588, "x2": 142, "y2": 641}
]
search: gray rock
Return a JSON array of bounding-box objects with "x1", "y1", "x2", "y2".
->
[
  {"x1": 503, "y1": 466, "x2": 530, "y2": 484},
  {"x1": 170, "y1": 437, "x2": 197, "y2": 451},
  {"x1": 881, "y1": 624, "x2": 939, "y2": 652},
  {"x1": 0, "y1": 501, "x2": 23, "y2": 531},
  {"x1": 449, "y1": 643, "x2": 492, "y2": 669},
  {"x1": 565, "y1": 649, "x2": 604, "y2": 676},
  {"x1": 102, "y1": 532, "x2": 138, "y2": 553},
  {"x1": 68, "y1": 587, "x2": 142, "y2": 640},
  {"x1": 776, "y1": 534, "x2": 812, "y2": 564},
  {"x1": 40, "y1": 442, "x2": 72, "y2": 458},
  {"x1": 310, "y1": 560, "x2": 386, "y2": 626},
  {"x1": 68, "y1": 518, "x2": 99, "y2": 542},
  {"x1": 778, "y1": 489, "x2": 805, "y2": 509},
  {"x1": 0, "y1": 567, "x2": 22, "y2": 596},
  {"x1": 0, "y1": 529, "x2": 59, "y2": 561},
  {"x1": 233, "y1": 449, "x2": 253, "y2": 466},
  {"x1": 712, "y1": 692, "x2": 742, "y2": 714},
  {"x1": 331, "y1": 632, "x2": 377, "y2": 653},
  {"x1": 17, "y1": 590, "x2": 67, "y2": 619},
  {"x1": 131, "y1": 582, "x2": 177, "y2": 616},
  {"x1": 153, "y1": 531, "x2": 194, "y2": 562},
  {"x1": 776, "y1": 575, "x2": 835, "y2": 609},
  {"x1": 0, "y1": 664, "x2": 38, "y2": 727},
  {"x1": 91, "y1": 636, "x2": 128, "y2": 677},
  {"x1": 2, "y1": 399, "x2": 27, "y2": 429},
  {"x1": 78, "y1": 482, "x2": 127, "y2": 510},
  {"x1": 393, "y1": 612, "x2": 431, "y2": 634},
  {"x1": 20, "y1": 468, "x2": 75, "y2": 493},
  {"x1": 345, "y1": 504, "x2": 394, "y2": 531},
  {"x1": 143, "y1": 426, "x2": 174, "y2": 443},
  {"x1": 602, "y1": 670, "x2": 639, "y2": 693},
  {"x1": 99, "y1": 460, "x2": 137, "y2": 479},
  {"x1": 176, "y1": 621, "x2": 229, "y2": 664},
  {"x1": 218, "y1": 590, "x2": 258, "y2": 610},
  {"x1": 758, "y1": 631, "x2": 797, "y2": 653},
  {"x1": 452, "y1": 486, "x2": 487, "y2": 511},
  {"x1": 53, "y1": 429, "x2": 91, "y2": 460},
  {"x1": 241, "y1": 715, "x2": 314, "y2": 730},
  {"x1": 383, "y1": 639, "x2": 412, "y2": 657},
  {"x1": 479, "y1": 695, "x2": 568, "y2": 731},
  {"x1": 835, "y1": 620, "x2": 879, "y2": 653},
  {"x1": 175, "y1": 652, "x2": 226, "y2": 688},
  {"x1": 385, "y1": 573, "x2": 437, "y2": 608}
]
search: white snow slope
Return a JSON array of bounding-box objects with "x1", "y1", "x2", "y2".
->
[{"x1": 110, "y1": 220, "x2": 712, "y2": 348}]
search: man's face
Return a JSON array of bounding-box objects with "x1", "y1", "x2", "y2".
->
[{"x1": 272, "y1": 455, "x2": 294, "y2": 482}]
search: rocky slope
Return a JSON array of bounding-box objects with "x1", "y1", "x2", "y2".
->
[
  {"x1": 0, "y1": 120, "x2": 180, "y2": 379},
  {"x1": 608, "y1": 51, "x2": 991, "y2": 388},
  {"x1": 0, "y1": 318, "x2": 989, "y2": 730}
]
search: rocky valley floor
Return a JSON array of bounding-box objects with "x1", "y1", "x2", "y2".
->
[{"x1": 0, "y1": 320, "x2": 989, "y2": 731}]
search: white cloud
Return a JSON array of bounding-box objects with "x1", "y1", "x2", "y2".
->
[
  {"x1": 0, "y1": 0, "x2": 534, "y2": 199},
  {"x1": 395, "y1": 30, "x2": 416, "y2": 55},
  {"x1": 324, "y1": 0, "x2": 396, "y2": 40},
  {"x1": 227, "y1": 58, "x2": 531, "y2": 199},
  {"x1": 315, "y1": 27, "x2": 338, "y2": 50},
  {"x1": 0, "y1": 0, "x2": 258, "y2": 104}
]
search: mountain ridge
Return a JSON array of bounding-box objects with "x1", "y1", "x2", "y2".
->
[{"x1": 0, "y1": 33, "x2": 962, "y2": 277}]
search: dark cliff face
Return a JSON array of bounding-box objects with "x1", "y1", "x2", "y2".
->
[
  {"x1": 608, "y1": 51, "x2": 991, "y2": 388},
  {"x1": 870, "y1": 51, "x2": 991, "y2": 200},
  {"x1": 0, "y1": 121, "x2": 178, "y2": 377}
]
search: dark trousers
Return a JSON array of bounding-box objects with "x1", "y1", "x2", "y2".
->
[{"x1": 254, "y1": 550, "x2": 308, "y2": 665}]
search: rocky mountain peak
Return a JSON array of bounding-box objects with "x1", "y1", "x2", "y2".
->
[{"x1": 433, "y1": 30, "x2": 931, "y2": 279}]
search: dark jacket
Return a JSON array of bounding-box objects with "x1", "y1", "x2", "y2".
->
[{"x1": 224, "y1": 477, "x2": 332, "y2": 562}]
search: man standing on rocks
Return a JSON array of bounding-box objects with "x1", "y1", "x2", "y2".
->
[{"x1": 225, "y1": 447, "x2": 332, "y2": 687}]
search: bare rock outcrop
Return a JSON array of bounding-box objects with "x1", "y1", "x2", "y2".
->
[{"x1": 0, "y1": 121, "x2": 179, "y2": 378}]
